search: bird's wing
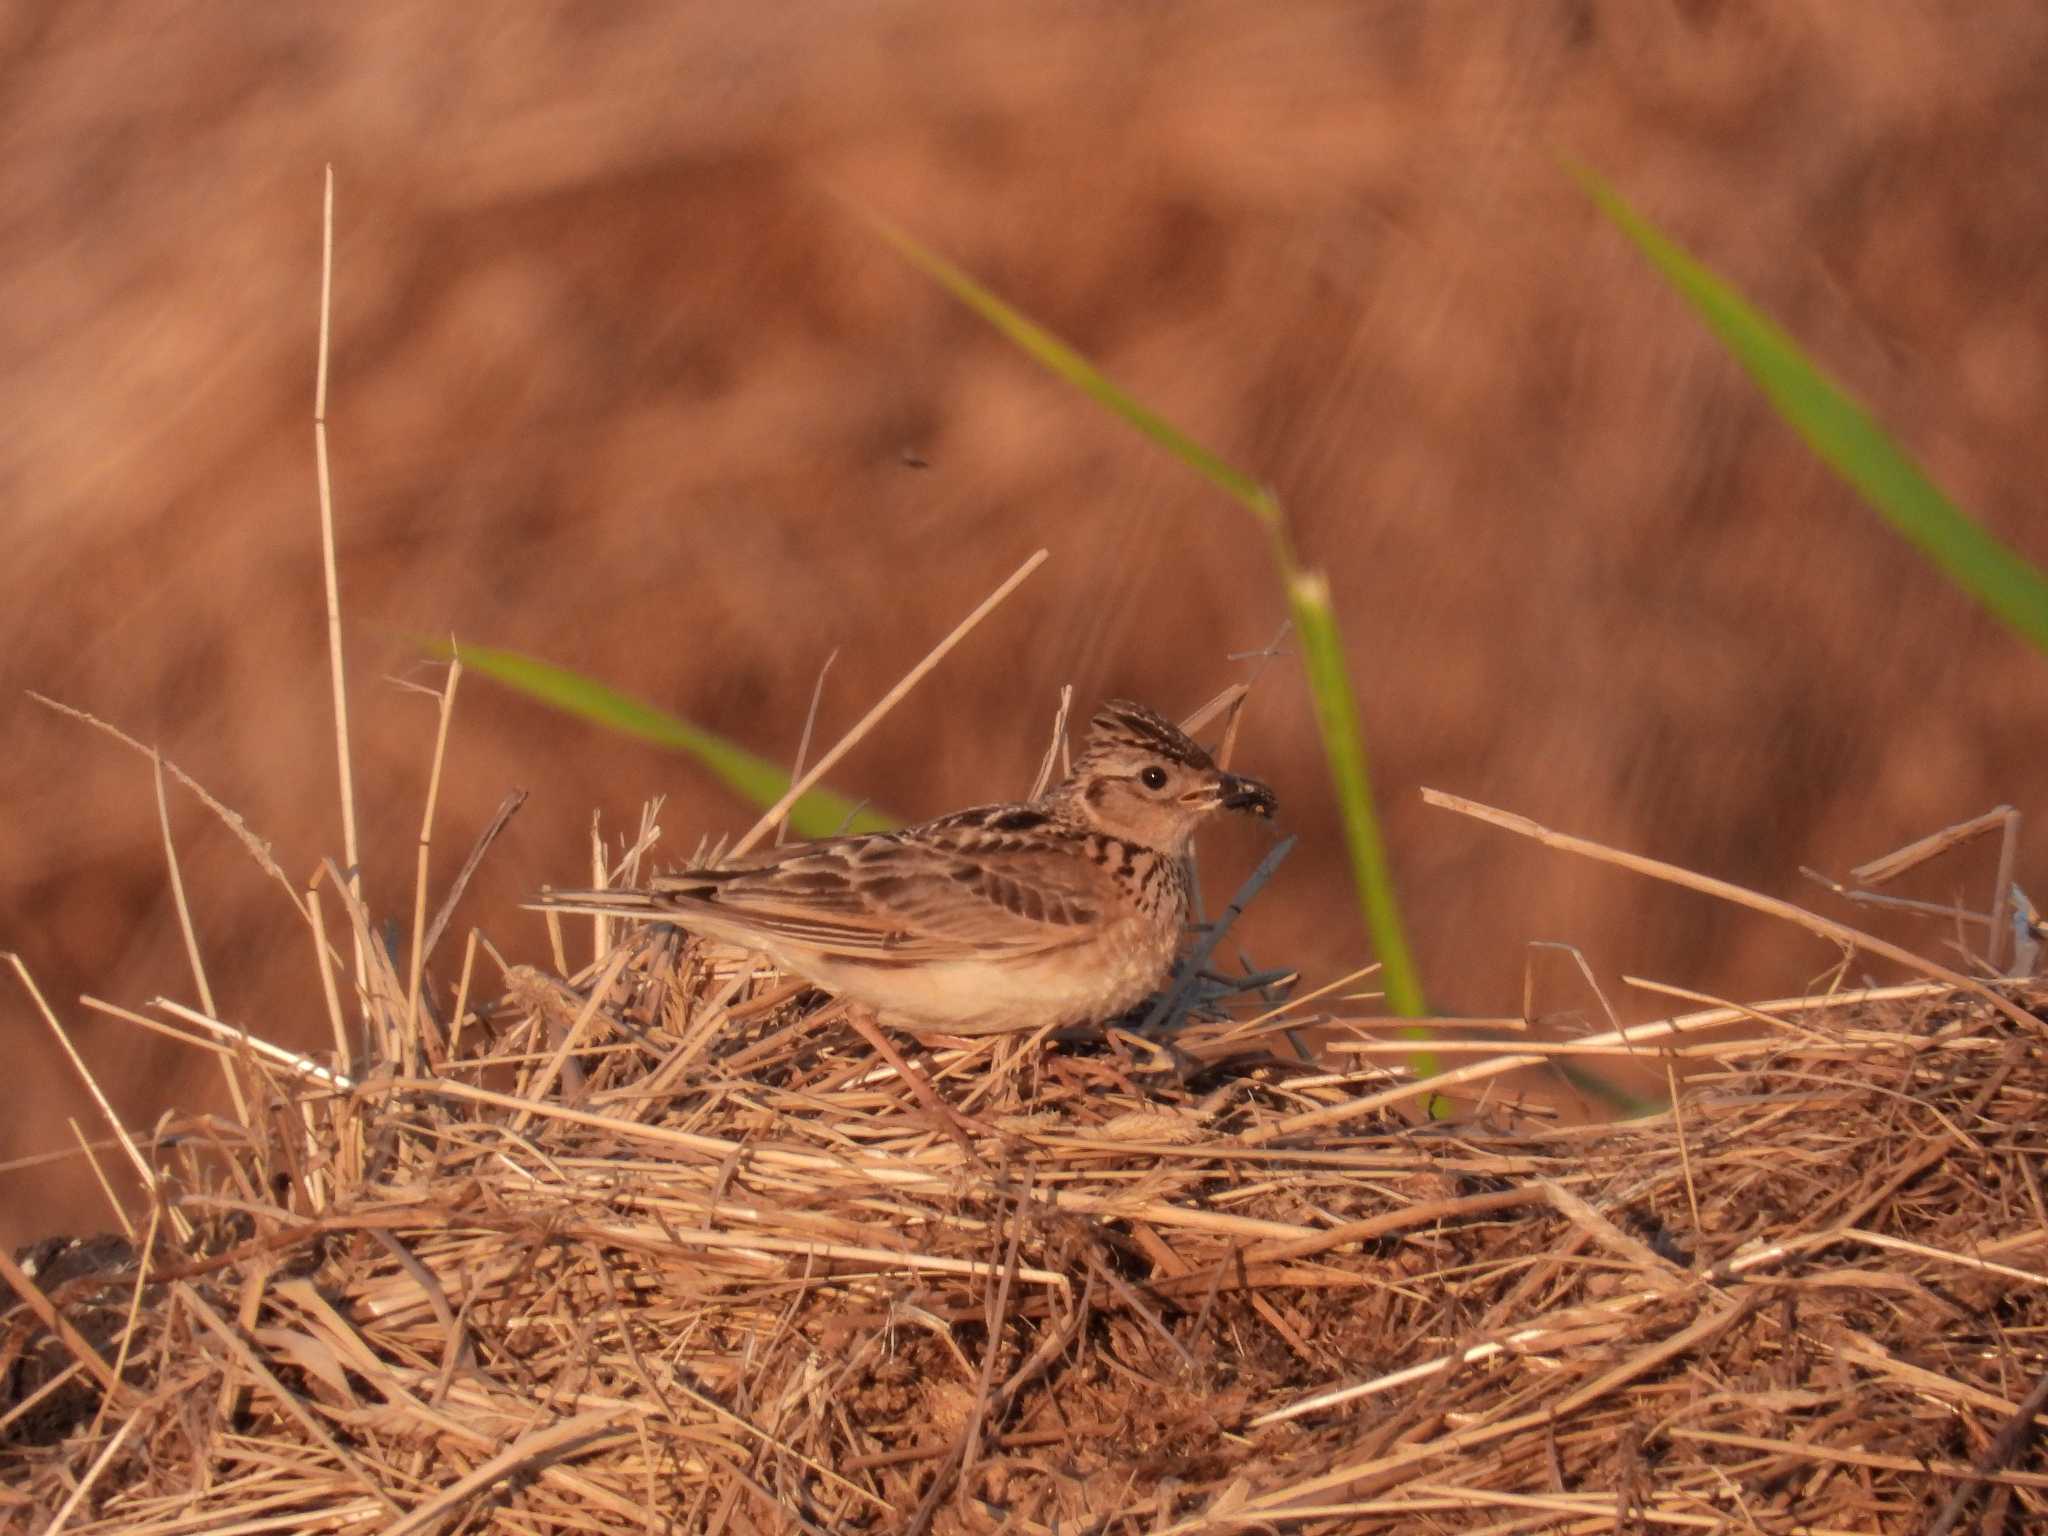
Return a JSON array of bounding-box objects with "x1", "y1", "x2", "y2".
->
[{"x1": 641, "y1": 812, "x2": 1113, "y2": 962}]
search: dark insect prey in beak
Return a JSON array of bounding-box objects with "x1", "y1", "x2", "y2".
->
[{"x1": 1218, "y1": 774, "x2": 1277, "y2": 818}]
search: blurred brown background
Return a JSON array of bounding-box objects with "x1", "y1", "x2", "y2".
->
[{"x1": 5, "y1": 2, "x2": 2045, "y2": 1247}]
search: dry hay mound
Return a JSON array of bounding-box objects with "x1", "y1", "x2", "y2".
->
[{"x1": 5, "y1": 919, "x2": 2048, "y2": 1534}]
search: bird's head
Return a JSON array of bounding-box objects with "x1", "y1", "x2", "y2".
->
[{"x1": 1047, "y1": 699, "x2": 1276, "y2": 854}]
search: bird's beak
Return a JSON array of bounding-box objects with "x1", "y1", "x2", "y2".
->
[{"x1": 1215, "y1": 773, "x2": 1277, "y2": 819}]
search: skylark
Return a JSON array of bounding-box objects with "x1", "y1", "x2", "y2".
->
[{"x1": 541, "y1": 700, "x2": 1276, "y2": 1038}]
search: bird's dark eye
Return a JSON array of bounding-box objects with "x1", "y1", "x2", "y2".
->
[{"x1": 1139, "y1": 765, "x2": 1169, "y2": 791}]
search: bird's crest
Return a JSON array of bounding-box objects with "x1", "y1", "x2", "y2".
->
[{"x1": 1076, "y1": 699, "x2": 1214, "y2": 771}]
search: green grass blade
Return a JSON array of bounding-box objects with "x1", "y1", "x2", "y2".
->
[
  {"x1": 1575, "y1": 164, "x2": 2048, "y2": 656},
  {"x1": 865, "y1": 205, "x2": 1426, "y2": 1016},
  {"x1": 1287, "y1": 573, "x2": 1427, "y2": 1020},
  {"x1": 453, "y1": 642, "x2": 894, "y2": 838},
  {"x1": 862, "y1": 210, "x2": 1282, "y2": 534}
]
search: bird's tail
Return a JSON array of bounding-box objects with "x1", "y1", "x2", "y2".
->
[{"x1": 526, "y1": 886, "x2": 674, "y2": 922}]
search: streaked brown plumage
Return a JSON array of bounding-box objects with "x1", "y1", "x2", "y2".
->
[{"x1": 540, "y1": 700, "x2": 1276, "y2": 1035}]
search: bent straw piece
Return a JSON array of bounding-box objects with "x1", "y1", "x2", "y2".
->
[
  {"x1": 27, "y1": 692, "x2": 305, "y2": 919},
  {"x1": 319, "y1": 855, "x2": 410, "y2": 1064},
  {"x1": 1852, "y1": 805, "x2": 2015, "y2": 886},
  {"x1": 446, "y1": 926, "x2": 481, "y2": 1062},
  {"x1": 405, "y1": 655, "x2": 462, "y2": 1071},
  {"x1": 1424, "y1": 788, "x2": 2045, "y2": 1038},
  {"x1": 1229, "y1": 963, "x2": 1387, "y2": 1037},
  {"x1": 11, "y1": 954, "x2": 189, "y2": 1241},
  {"x1": 75, "y1": 996, "x2": 244, "y2": 1068},
  {"x1": 587, "y1": 811, "x2": 609, "y2": 966},
  {"x1": 1027, "y1": 684, "x2": 1074, "y2": 801},
  {"x1": 731, "y1": 547, "x2": 1049, "y2": 857},
  {"x1": 305, "y1": 884, "x2": 352, "y2": 1082},
  {"x1": 144, "y1": 997, "x2": 354, "y2": 1090},
  {"x1": 780, "y1": 647, "x2": 839, "y2": 846},
  {"x1": 422, "y1": 788, "x2": 527, "y2": 962},
  {"x1": 66, "y1": 1119, "x2": 136, "y2": 1241},
  {"x1": 1622, "y1": 974, "x2": 1919, "y2": 1050},
  {"x1": 152, "y1": 751, "x2": 245, "y2": 1124},
  {"x1": 1179, "y1": 680, "x2": 1249, "y2": 741},
  {"x1": 312, "y1": 165, "x2": 362, "y2": 941}
]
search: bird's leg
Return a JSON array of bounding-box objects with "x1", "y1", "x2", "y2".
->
[{"x1": 843, "y1": 1005, "x2": 988, "y2": 1156}]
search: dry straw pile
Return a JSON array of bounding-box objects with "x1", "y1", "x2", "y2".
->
[
  {"x1": 12, "y1": 172, "x2": 2048, "y2": 1536},
  {"x1": 5, "y1": 835, "x2": 2047, "y2": 1534}
]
